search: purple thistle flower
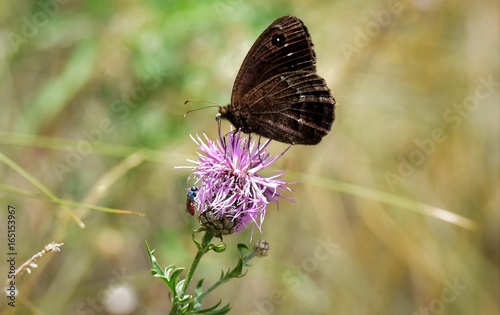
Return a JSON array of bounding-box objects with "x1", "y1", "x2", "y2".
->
[{"x1": 178, "y1": 129, "x2": 292, "y2": 237}]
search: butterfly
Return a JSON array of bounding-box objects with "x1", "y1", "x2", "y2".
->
[{"x1": 218, "y1": 15, "x2": 336, "y2": 145}]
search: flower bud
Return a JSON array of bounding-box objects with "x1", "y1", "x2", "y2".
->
[{"x1": 253, "y1": 240, "x2": 270, "y2": 257}]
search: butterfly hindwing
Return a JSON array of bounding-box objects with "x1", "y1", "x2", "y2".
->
[{"x1": 240, "y1": 71, "x2": 335, "y2": 145}]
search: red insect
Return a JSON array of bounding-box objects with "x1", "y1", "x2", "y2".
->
[{"x1": 186, "y1": 187, "x2": 198, "y2": 216}]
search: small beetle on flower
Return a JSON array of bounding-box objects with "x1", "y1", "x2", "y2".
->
[{"x1": 186, "y1": 186, "x2": 198, "y2": 216}]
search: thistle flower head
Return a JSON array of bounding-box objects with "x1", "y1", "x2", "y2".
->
[{"x1": 180, "y1": 129, "x2": 291, "y2": 237}]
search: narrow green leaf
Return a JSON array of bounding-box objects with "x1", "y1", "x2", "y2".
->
[
  {"x1": 170, "y1": 267, "x2": 185, "y2": 283},
  {"x1": 237, "y1": 243, "x2": 249, "y2": 253},
  {"x1": 175, "y1": 279, "x2": 185, "y2": 296},
  {"x1": 190, "y1": 300, "x2": 231, "y2": 315},
  {"x1": 195, "y1": 278, "x2": 204, "y2": 296}
]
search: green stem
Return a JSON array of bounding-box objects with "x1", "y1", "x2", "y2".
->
[
  {"x1": 169, "y1": 304, "x2": 178, "y2": 315},
  {"x1": 194, "y1": 274, "x2": 228, "y2": 302},
  {"x1": 242, "y1": 252, "x2": 257, "y2": 265},
  {"x1": 195, "y1": 251, "x2": 250, "y2": 303},
  {"x1": 181, "y1": 233, "x2": 213, "y2": 294},
  {"x1": 169, "y1": 232, "x2": 215, "y2": 315}
]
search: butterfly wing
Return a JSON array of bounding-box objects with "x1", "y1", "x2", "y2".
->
[
  {"x1": 239, "y1": 71, "x2": 335, "y2": 145},
  {"x1": 231, "y1": 16, "x2": 317, "y2": 105},
  {"x1": 220, "y1": 15, "x2": 334, "y2": 144}
]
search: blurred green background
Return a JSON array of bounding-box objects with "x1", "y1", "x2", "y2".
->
[{"x1": 0, "y1": 0, "x2": 498, "y2": 314}]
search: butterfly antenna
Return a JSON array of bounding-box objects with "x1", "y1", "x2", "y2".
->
[{"x1": 183, "y1": 99, "x2": 221, "y2": 117}]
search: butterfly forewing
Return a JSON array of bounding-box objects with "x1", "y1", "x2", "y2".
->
[{"x1": 231, "y1": 16, "x2": 317, "y2": 105}]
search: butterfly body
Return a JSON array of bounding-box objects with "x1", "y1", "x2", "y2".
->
[{"x1": 218, "y1": 15, "x2": 335, "y2": 145}]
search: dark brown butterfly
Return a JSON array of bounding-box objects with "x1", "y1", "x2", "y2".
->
[{"x1": 218, "y1": 15, "x2": 336, "y2": 145}]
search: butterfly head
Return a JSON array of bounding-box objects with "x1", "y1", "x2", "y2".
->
[
  {"x1": 218, "y1": 104, "x2": 253, "y2": 134},
  {"x1": 217, "y1": 105, "x2": 230, "y2": 119}
]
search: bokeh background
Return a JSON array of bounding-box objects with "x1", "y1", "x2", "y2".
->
[{"x1": 0, "y1": 0, "x2": 498, "y2": 314}]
